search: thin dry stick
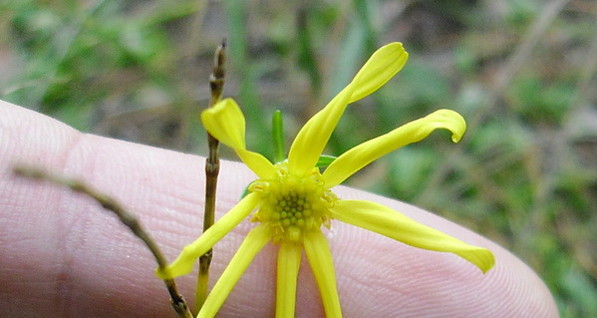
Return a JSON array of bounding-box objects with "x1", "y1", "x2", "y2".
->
[
  {"x1": 196, "y1": 39, "x2": 227, "y2": 313},
  {"x1": 13, "y1": 165, "x2": 193, "y2": 318}
]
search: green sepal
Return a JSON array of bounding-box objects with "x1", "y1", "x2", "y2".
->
[
  {"x1": 316, "y1": 155, "x2": 337, "y2": 168},
  {"x1": 240, "y1": 186, "x2": 251, "y2": 199},
  {"x1": 272, "y1": 110, "x2": 286, "y2": 163}
]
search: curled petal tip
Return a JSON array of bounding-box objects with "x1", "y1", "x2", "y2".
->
[
  {"x1": 431, "y1": 109, "x2": 466, "y2": 143},
  {"x1": 451, "y1": 130, "x2": 465, "y2": 143},
  {"x1": 451, "y1": 114, "x2": 467, "y2": 143}
]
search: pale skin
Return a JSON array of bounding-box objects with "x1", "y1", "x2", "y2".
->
[{"x1": 0, "y1": 100, "x2": 558, "y2": 317}]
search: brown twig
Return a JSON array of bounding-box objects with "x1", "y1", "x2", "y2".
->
[
  {"x1": 196, "y1": 39, "x2": 227, "y2": 313},
  {"x1": 13, "y1": 165, "x2": 193, "y2": 318}
]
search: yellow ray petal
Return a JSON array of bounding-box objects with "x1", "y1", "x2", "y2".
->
[
  {"x1": 287, "y1": 83, "x2": 355, "y2": 176},
  {"x1": 288, "y1": 43, "x2": 408, "y2": 176},
  {"x1": 330, "y1": 200, "x2": 495, "y2": 273},
  {"x1": 303, "y1": 231, "x2": 343, "y2": 318},
  {"x1": 323, "y1": 109, "x2": 466, "y2": 187},
  {"x1": 276, "y1": 242, "x2": 302, "y2": 318},
  {"x1": 348, "y1": 42, "x2": 408, "y2": 103},
  {"x1": 198, "y1": 225, "x2": 271, "y2": 318},
  {"x1": 201, "y1": 98, "x2": 275, "y2": 179},
  {"x1": 156, "y1": 193, "x2": 260, "y2": 279},
  {"x1": 201, "y1": 98, "x2": 246, "y2": 149},
  {"x1": 235, "y1": 149, "x2": 277, "y2": 180}
]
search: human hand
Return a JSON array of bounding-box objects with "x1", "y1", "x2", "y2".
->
[{"x1": 0, "y1": 100, "x2": 557, "y2": 317}]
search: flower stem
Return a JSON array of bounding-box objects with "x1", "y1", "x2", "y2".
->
[
  {"x1": 196, "y1": 39, "x2": 227, "y2": 313},
  {"x1": 13, "y1": 165, "x2": 193, "y2": 318}
]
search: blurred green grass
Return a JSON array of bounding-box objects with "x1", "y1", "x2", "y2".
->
[{"x1": 1, "y1": 0, "x2": 596, "y2": 316}]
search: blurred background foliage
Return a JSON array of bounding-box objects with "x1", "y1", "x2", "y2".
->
[{"x1": 1, "y1": 0, "x2": 596, "y2": 316}]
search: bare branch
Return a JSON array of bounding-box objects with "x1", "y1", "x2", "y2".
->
[
  {"x1": 13, "y1": 165, "x2": 193, "y2": 318},
  {"x1": 196, "y1": 38, "x2": 227, "y2": 313}
]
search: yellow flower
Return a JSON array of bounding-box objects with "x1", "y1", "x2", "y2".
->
[{"x1": 157, "y1": 42, "x2": 495, "y2": 317}]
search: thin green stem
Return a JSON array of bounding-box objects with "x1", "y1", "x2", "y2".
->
[
  {"x1": 196, "y1": 39, "x2": 227, "y2": 314},
  {"x1": 272, "y1": 110, "x2": 285, "y2": 163},
  {"x1": 13, "y1": 165, "x2": 193, "y2": 318}
]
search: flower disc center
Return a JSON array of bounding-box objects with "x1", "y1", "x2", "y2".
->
[{"x1": 250, "y1": 163, "x2": 337, "y2": 243}]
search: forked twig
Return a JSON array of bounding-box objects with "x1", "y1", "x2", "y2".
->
[
  {"x1": 13, "y1": 165, "x2": 193, "y2": 318},
  {"x1": 196, "y1": 39, "x2": 227, "y2": 313}
]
